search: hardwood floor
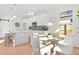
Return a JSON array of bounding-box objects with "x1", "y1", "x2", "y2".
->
[{"x1": 0, "y1": 42, "x2": 32, "y2": 55}]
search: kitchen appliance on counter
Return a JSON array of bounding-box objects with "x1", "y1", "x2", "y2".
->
[{"x1": 29, "y1": 25, "x2": 48, "y2": 31}]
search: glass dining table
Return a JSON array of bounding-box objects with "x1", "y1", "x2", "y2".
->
[{"x1": 39, "y1": 36, "x2": 59, "y2": 55}]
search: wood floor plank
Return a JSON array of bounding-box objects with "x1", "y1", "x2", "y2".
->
[{"x1": 0, "y1": 42, "x2": 32, "y2": 55}]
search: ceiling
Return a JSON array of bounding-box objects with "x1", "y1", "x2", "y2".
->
[{"x1": 0, "y1": 4, "x2": 79, "y2": 20}]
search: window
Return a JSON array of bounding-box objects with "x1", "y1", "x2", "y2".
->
[
  {"x1": 66, "y1": 24, "x2": 72, "y2": 36},
  {"x1": 59, "y1": 23, "x2": 72, "y2": 36},
  {"x1": 59, "y1": 24, "x2": 66, "y2": 35}
]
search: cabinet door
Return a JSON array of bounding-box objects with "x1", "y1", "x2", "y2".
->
[{"x1": 73, "y1": 47, "x2": 79, "y2": 55}]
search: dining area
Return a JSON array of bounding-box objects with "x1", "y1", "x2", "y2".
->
[
  {"x1": 39, "y1": 32, "x2": 65, "y2": 55},
  {"x1": 30, "y1": 30, "x2": 66, "y2": 55},
  {"x1": 0, "y1": 32, "x2": 32, "y2": 55}
]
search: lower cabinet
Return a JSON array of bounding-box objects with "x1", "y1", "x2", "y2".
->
[
  {"x1": 55, "y1": 51, "x2": 65, "y2": 55},
  {"x1": 73, "y1": 47, "x2": 79, "y2": 55}
]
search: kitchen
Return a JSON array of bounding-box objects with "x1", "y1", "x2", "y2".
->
[{"x1": 0, "y1": 4, "x2": 79, "y2": 55}]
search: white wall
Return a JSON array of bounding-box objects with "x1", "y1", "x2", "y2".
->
[
  {"x1": 10, "y1": 12, "x2": 50, "y2": 33},
  {"x1": 72, "y1": 8, "x2": 79, "y2": 47},
  {"x1": 9, "y1": 12, "x2": 51, "y2": 46},
  {"x1": 0, "y1": 21, "x2": 9, "y2": 38}
]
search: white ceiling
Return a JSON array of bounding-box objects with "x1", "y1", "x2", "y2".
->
[{"x1": 0, "y1": 4, "x2": 79, "y2": 20}]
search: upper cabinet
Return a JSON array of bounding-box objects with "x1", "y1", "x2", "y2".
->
[{"x1": 60, "y1": 10, "x2": 73, "y2": 18}]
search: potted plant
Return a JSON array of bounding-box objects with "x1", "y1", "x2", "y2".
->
[{"x1": 47, "y1": 32, "x2": 52, "y2": 38}]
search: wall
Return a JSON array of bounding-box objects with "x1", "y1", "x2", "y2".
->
[
  {"x1": 10, "y1": 12, "x2": 51, "y2": 33},
  {"x1": 9, "y1": 12, "x2": 51, "y2": 46},
  {"x1": 0, "y1": 21, "x2": 9, "y2": 38},
  {"x1": 72, "y1": 8, "x2": 79, "y2": 47}
]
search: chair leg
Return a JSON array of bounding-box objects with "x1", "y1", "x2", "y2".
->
[{"x1": 50, "y1": 42, "x2": 55, "y2": 55}]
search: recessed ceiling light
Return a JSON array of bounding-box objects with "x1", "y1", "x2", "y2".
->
[
  {"x1": 10, "y1": 18, "x2": 14, "y2": 20},
  {"x1": 27, "y1": 11, "x2": 34, "y2": 16},
  {"x1": 48, "y1": 22, "x2": 53, "y2": 26},
  {"x1": 13, "y1": 16, "x2": 16, "y2": 19}
]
